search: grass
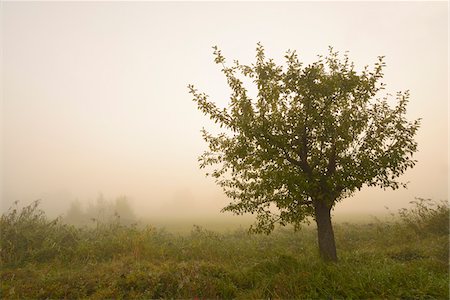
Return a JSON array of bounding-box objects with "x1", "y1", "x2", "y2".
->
[{"x1": 1, "y1": 199, "x2": 448, "y2": 299}]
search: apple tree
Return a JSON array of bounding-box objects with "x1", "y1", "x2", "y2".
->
[{"x1": 188, "y1": 44, "x2": 420, "y2": 261}]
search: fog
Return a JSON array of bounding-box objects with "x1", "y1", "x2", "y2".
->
[{"x1": 1, "y1": 2, "x2": 448, "y2": 223}]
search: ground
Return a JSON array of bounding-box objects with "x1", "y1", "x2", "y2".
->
[{"x1": 1, "y1": 199, "x2": 448, "y2": 299}]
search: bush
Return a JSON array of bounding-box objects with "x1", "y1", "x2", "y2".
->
[
  {"x1": 398, "y1": 198, "x2": 449, "y2": 236},
  {"x1": 0, "y1": 201, "x2": 152, "y2": 265},
  {"x1": 0, "y1": 201, "x2": 80, "y2": 265}
]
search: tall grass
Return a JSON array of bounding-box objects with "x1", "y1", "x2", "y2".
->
[{"x1": 1, "y1": 199, "x2": 448, "y2": 299}]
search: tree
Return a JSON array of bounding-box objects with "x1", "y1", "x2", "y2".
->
[
  {"x1": 188, "y1": 44, "x2": 420, "y2": 261},
  {"x1": 64, "y1": 200, "x2": 86, "y2": 226},
  {"x1": 114, "y1": 196, "x2": 136, "y2": 225}
]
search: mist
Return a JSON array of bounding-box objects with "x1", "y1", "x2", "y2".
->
[{"x1": 1, "y1": 2, "x2": 448, "y2": 224}]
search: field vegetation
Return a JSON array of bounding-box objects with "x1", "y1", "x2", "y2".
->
[{"x1": 1, "y1": 198, "x2": 448, "y2": 299}]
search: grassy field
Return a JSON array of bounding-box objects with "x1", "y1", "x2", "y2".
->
[{"x1": 1, "y1": 199, "x2": 448, "y2": 299}]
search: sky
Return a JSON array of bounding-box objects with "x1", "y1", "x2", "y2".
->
[{"x1": 1, "y1": 1, "x2": 448, "y2": 221}]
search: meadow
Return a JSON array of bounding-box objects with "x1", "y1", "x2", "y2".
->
[{"x1": 1, "y1": 199, "x2": 448, "y2": 299}]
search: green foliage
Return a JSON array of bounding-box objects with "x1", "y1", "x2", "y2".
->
[
  {"x1": 398, "y1": 198, "x2": 449, "y2": 236},
  {"x1": 189, "y1": 44, "x2": 420, "y2": 233},
  {"x1": 0, "y1": 200, "x2": 79, "y2": 265},
  {"x1": 0, "y1": 200, "x2": 145, "y2": 266},
  {"x1": 1, "y1": 200, "x2": 448, "y2": 298}
]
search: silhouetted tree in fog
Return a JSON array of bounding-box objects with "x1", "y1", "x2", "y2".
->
[
  {"x1": 64, "y1": 200, "x2": 86, "y2": 226},
  {"x1": 64, "y1": 195, "x2": 136, "y2": 226}
]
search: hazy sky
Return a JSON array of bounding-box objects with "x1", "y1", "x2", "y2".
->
[{"x1": 1, "y1": 1, "x2": 448, "y2": 219}]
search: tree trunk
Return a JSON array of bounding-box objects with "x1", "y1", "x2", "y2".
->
[{"x1": 313, "y1": 199, "x2": 338, "y2": 262}]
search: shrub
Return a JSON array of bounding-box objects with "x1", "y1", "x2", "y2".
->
[
  {"x1": 0, "y1": 201, "x2": 80, "y2": 265},
  {"x1": 398, "y1": 198, "x2": 449, "y2": 236}
]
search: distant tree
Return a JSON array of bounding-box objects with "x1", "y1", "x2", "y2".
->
[
  {"x1": 64, "y1": 200, "x2": 86, "y2": 226},
  {"x1": 114, "y1": 196, "x2": 136, "y2": 225},
  {"x1": 64, "y1": 195, "x2": 136, "y2": 226},
  {"x1": 86, "y1": 193, "x2": 113, "y2": 224},
  {"x1": 189, "y1": 44, "x2": 420, "y2": 261}
]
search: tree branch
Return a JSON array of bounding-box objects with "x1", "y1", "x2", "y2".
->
[
  {"x1": 326, "y1": 140, "x2": 337, "y2": 176},
  {"x1": 299, "y1": 98, "x2": 313, "y2": 175}
]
